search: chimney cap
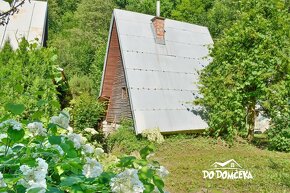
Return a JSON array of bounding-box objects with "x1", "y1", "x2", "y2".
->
[{"x1": 151, "y1": 16, "x2": 165, "y2": 22}]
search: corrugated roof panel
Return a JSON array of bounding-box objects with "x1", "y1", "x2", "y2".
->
[
  {"x1": 166, "y1": 27, "x2": 214, "y2": 45},
  {"x1": 134, "y1": 110, "x2": 208, "y2": 132},
  {"x1": 165, "y1": 19, "x2": 209, "y2": 34},
  {"x1": 6, "y1": 8, "x2": 32, "y2": 32},
  {"x1": 0, "y1": 27, "x2": 5, "y2": 45},
  {"x1": 126, "y1": 69, "x2": 199, "y2": 91},
  {"x1": 117, "y1": 20, "x2": 153, "y2": 38},
  {"x1": 112, "y1": 9, "x2": 213, "y2": 133},
  {"x1": 119, "y1": 35, "x2": 156, "y2": 53},
  {"x1": 129, "y1": 89, "x2": 194, "y2": 110},
  {"x1": 120, "y1": 35, "x2": 210, "y2": 58},
  {"x1": 0, "y1": 1, "x2": 47, "y2": 49},
  {"x1": 123, "y1": 51, "x2": 209, "y2": 72},
  {"x1": 27, "y1": 1, "x2": 47, "y2": 44},
  {"x1": 166, "y1": 42, "x2": 209, "y2": 58},
  {"x1": 114, "y1": 9, "x2": 152, "y2": 24}
]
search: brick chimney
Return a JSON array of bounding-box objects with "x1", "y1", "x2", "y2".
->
[{"x1": 151, "y1": 0, "x2": 165, "y2": 44}]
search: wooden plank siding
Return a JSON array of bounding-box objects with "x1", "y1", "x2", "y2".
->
[
  {"x1": 101, "y1": 20, "x2": 120, "y2": 98},
  {"x1": 106, "y1": 57, "x2": 133, "y2": 123},
  {"x1": 102, "y1": 20, "x2": 133, "y2": 123}
]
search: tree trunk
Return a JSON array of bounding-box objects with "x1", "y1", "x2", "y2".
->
[{"x1": 247, "y1": 100, "x2": 256, "y2": 142}]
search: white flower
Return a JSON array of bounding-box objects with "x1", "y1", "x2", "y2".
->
[
  {"x1": 0, "y1": 120, "x2": 22, "y2": 130},
  {"x1": 19, "y1": 158, "x2": 48, "y2": 193},
  {"x1": 84, "y1": 128, "x2": 98, "y2": 135},
  {"x1": 0, "y1": 134, "x2": 7, "y2": 142},
  {"x1": 0, "y1": 172, "x2": 7, "y2": 187},
  {"x1": 50, "y1": 111, "x2": 70, "y2": 129},
  {"x1": 82, "y1": 157, "x2": 103, "y2": 178},
  {"x1": 67, "y1": 126, "x2": 74, "y2": 133},
  {"x1": 45, "y1": 143, "x2": 64, "y2": 155},
  {"x1": 0, "y1": 145, "x2": 13, "y2": 156},
  {"x1": 141, "y1": 128, "x2": 164, "y2": 144},
  {"x1": 67, "y1": 133, "x2": 86, "y2": 149},
  {"x1": 110, "y1": 169, "x2": 145, "y2": 193},
  {"x1": 27, "y1": 122, "x2": 47, "y2": 136},
  {"x1": 83, "y1": 144, "x2": 94, "y2": 154},
  {"x1": 19, "y1": 165, "x2": 33, "y2": 176},
  {"x1": 156, "y1": 166, "x2": 169, "y2": 178},
  {"x1": 95, "y1": 148, "x2": 104, "y2": 157}
]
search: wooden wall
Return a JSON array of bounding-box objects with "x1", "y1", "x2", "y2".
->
[
  {"x1": 106, "y1": 57, "x2": 133, "y2": 123},
  {"x1": 102, "y1": 20, "x2": 133, "y2": 123},
  {"x1": 101, "y1": 20, "x2": 120, "y2": 98}
]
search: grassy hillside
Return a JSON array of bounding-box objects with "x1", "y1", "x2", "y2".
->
[
  {"x1": 111, "y1": 134, "x2": 290, "y2": 193},
  {"x1": 152, "y1": 137, "x2": 290, "y2": 193}
]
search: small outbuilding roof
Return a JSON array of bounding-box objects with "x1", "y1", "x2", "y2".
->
[
  {"x1": 0, "y1": 0, "x2": 47, "y2": 49},
  {"x1": 101, "y1": 9, "x2": 213, "y2": 134}
]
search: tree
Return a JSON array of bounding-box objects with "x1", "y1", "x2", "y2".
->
[
  {"x1": 196, "y1": 0, "x2": 289, "y2": 143},
  {"x1": 171, "y1": 0, "x2": 214, "y2": 25},
  {"x1": 0, "y1": 40, "x2": 60, "y2": 121}
]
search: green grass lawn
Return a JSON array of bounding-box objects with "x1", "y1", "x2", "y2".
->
[{"x1": 151, "y1": 137, "x2": 290, "y2": 193}]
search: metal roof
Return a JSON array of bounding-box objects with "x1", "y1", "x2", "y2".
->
[
  {"x1": 105, "y1": 9, "x2": 213, "y2": 134},
  {"x1": 0, "y1": 0, "x2": 47, "y2": 49}
]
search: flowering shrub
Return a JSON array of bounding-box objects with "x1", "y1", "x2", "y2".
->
[
  {"x1": 141, "y1": 128, "x2": 165, "y2": 144},
  {"x1": 0, "y1": 108, "x2": 169, "y2": 193}
]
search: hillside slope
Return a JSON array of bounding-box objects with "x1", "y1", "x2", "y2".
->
[{"x1": 152, "y1": 137, "x2": 290, "y2": 193}]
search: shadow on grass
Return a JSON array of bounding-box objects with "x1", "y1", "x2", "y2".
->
[{"x1": 251, "y1": 134, "x2": 269, "y2": 149}]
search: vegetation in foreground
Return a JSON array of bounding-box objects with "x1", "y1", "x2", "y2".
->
[
  {"x1": 0, "y1": 108, "x2": 168, "y2": 192},
  {"x1": 109, "y1": 128, "x2": 290, "y2": 193}
]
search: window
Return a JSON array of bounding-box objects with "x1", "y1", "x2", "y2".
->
[
  {"x1": 231, "y1": 163, "x2": 235, "y2": 168},
  {"x1": 122, "y1": 87, "x2": 128, "y2": 99}
]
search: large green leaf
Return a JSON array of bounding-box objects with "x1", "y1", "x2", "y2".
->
[
  {"x1": 47, "y1": 187, "x2": 64, "y2": 193},
  {"x1": 140, "y1": 145, "x2": 154, "y2": 159},
  {"x1": 48, "y1": 136, "x2": 62, "y2": 145},
  {"x1": 60, "y1": 176, "x2": 84, "y2": 187},
  {"x1": 27, "y1": 188, "x2": 45, "y2": 193},
  {"x1": 153, "y1": 175, "x2": 165, "y2": 192},
  {"x1": 4, "y1": 103, "x2": 25, "y2": 115},
  {"x1": 7, "y1": 127, "x2": 25, "y2": 142}
]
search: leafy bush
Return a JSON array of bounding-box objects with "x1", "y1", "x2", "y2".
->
[
  {"x1": 0, "y1": 40, "x2": 60, "y2": 121},
  {"x1": 107, "y1": 120, "x2": 154, "y2": 154},
  {"x1": 69, "y1": 75, "x2": 94, "y2": 97},
  {"x1": 71, "y1": 93, "x2": 105, "y2": 131},
  {"x1": 0, "y1": 108, "x2": 169, "y2": 192},
  {"x1": 268, "y1": 119, "x2": 290, "y2": 152}
]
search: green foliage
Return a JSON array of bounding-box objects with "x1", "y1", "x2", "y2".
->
[
  {"x1": 268, "y1": 120, "x2": 290, "y2": 152},
  {"x1": 0, "y1": 40, "x2": 60, "y2": 121},
  {"x1": 69, "y1": 75, "x2": 95, "y2": 97},
  {"x1": 206, "y1": 0, "x2": 240, "y2": 38},
  {"x1": 196, "y1": 0, "x2": 289, "y2": 143},
  {"x1": 107, "y1": 120, "x2": 154, "y2": 154},
  {"x1": 0, "y1": 109, "x2": 168, "y2": 192},
  {"x1": 48, "y1": 0, "x2": 115, "y2": 96},
  {"x1": 71, "y1": 93, "x2": 105, "y2": 131},
  {"x1": 47, "y1": 0, "x2": 81, "y2": 33},
  {"x1": 171, "y1": 0, "x2": 213, "y2": 25},
  {"x1": 0, "y1": 106, "x2": 168, "y2": 193}
]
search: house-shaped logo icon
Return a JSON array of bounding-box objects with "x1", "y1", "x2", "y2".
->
[{"x1": 211, "y1": 159, "x2": 242, "y2": 170}]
